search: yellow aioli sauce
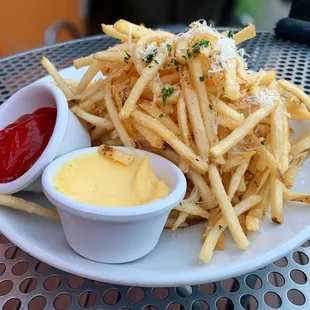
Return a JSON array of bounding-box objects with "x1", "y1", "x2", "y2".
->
[{"x1": 53, "y1": 152, "x2": 171, "y2": 207}]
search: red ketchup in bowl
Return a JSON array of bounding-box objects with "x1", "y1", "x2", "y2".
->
[{"x1": 0, "y1": 107, "x2": 57, "y2": 183}]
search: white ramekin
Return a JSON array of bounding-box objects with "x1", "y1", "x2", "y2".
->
[
  {"x1": 0, "y1": 82, "x2": 91, "y2": 194},
  {"x1": 42, "y1": 147, "x2": 187, "y2": 263}
]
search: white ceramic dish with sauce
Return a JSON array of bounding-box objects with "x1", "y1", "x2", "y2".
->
[
  {"x1": 42, "y1": 146, "x2": 187, "y2": 263},
  {"x1": 0, "y1": 82, "x2": 91, "y2": 194}
]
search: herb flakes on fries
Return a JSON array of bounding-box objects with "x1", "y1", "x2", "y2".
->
[{"x1": 5, "y1": 19, "x2": 309, "y2": 263}]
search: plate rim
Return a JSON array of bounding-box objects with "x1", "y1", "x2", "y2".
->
[{"x1": 1, "y1": 218, "x2": 309, "y2": 287}]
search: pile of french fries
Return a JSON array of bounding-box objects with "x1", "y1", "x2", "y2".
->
[{"x1": 2, "y1": 19, "x2": 310, "y2": 263}]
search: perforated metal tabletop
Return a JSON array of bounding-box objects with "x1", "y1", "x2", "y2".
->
[{"x1": 0, "y1": 32, "x2": 310, "y2": 310}]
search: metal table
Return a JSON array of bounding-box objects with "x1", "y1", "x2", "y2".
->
[{"x1": 0, "y1": 32, "x2": 310, "y2": 310}]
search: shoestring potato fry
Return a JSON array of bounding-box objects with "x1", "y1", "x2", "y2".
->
[{"x1": 5, "y1": 19, "x2": 309, "y2": 263}]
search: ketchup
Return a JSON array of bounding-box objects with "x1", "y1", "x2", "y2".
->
[{"x1": 0, "y1": 107, "x2": 57, "y2": 183}]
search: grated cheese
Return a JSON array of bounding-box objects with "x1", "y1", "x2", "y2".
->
[
  {"x1": 210, "y1": 36, "x2": 237, "y2": 73},
  {"x1": 189, "y1": 20, "x2": 219, "y2": 37},
  {"x1": 282, "y1": 110, "x2": 291, "y2": 118},
  {"x1": 246, "y1": 89, "x2": 279, "y2": 107},
  {"x1": 238, "y1": 48, "x2": 250, "y2": 59},
  {"x1": 140, "y1": 42, "x2": 158, "y2": 60},
  {"x1": 151, "y1": 93, "x2": 157, "y2": 107}
]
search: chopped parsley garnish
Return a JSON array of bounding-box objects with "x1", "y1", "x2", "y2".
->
[
  {"x1": 131, "y1": 35, "x2": 136, "y2": 39},
  {"x1": 261, "y1": 140, "x2": 265, "y2": 145},
  {"x1": 227, "y1": 30, "x2": 234, "y2": 39},
  {"x1": 196, "y1": 158, "x2": 200, "y2": 161},
  {"x1": 159, "y1": 113, "x2": 164, "y2": 118},
  {"x1": 124, "y1": 52, "x2": 131, "y2": 63},
  {"x1": 187, "y1": 49, "x2": 193, "y2": 58},
  {"x1": 166, "y1": 44, "x2": 172, "y2": 52},
  {"x1": 209, "y1": 104, "x2": 213, "y2": 110},
  {"x1": 181, "y1": 49, "x2": 193, "y2": 60},
  {"x1": 170, "y1": 58, "x2": 179, "y2": 72},
  {"x1": 199, "y1": 76, "x2": 205, "y2": 82},
  {"x1": 161, "y1": 86, "x2": 174, "y2": 107},
  {"x1": 218, "y1": 225, "x2": 223, "y2": 230},
  {"x1": 141, "y1": 50, "x2": 157, "y2": 63},
  {"x1": 154, "y1": 59, "x2": 159, "y2": 64},
  {"x1": 192, "y1": 40, "x2": 209, "y2": 55},
  {"x1": 148, "y1": 65, "x2": 153, "y2": 68}
]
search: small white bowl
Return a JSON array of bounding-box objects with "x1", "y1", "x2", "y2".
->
[
  {"x1": 42, "y1": 147, "x2": 187, "y2": 263},
  {"x1": 0, "y1": 82, "x2": 91, "y2": 194}
]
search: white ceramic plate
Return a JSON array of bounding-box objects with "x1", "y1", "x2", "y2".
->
[{"x1": 0, "y1": 67, "x2": 310, "y2": 287}]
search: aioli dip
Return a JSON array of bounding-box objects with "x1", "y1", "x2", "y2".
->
[{"x1": 53, "y1": 151, "x2": 171, "y2": 207}]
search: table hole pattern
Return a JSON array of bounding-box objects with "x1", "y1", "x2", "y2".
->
[
  {"x1": 127, "y1": 287, "x2": 145, "y2": 303},
  {"x1": 53, "y1": 293, "x2": 72, "y2": 310},
  {"x1": 68, "y1": 275, "x2": 84, "y2": 289},
  {"x1": 0, "y1": 236, "x2": 308, "y2": 309},
  {"x1": 28, "y1": 295, "x2": 47, "y2": 310},
  {"x1": 19, "y1": 278, "x2": 37, "y2": 294},
  {"x1": 167, "y1": 302, "x2": 185, "y2": 310},
  {"x1": 44, "y1": 275, "x2": 62, "y2": 291},
  {"x1": 78, "y1": 290, "x2": 96, "y2": 308},
  {"x1": 245, "y1": 275, "x2": 262, "y2": 290},
  {"x1": 268, "y1": 272, "x2": 285, "y2": 288},
  {"x1": 12, "y1": 260, "x2": 29, "y2": 276},
  {"x1": 192, "y1": 300, "x2": 209, "y2": 310},
  {"x1": 221, "y1": 278, "x2": 240, "y2": 293},
  {"x1": 0, "y1": 32, "x2": 310, "y2": 309}
]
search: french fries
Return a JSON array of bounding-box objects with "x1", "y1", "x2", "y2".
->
[
  {"x1": 40, "y1": 56, "x2": 74, "y2": 99},
  {"x1": 234, "y1": 24, "x2": 256, "y2": 45},
  {"x1": 114, "y1": 19, "x2": 152, "y2": 38},
  {"x1": 284, "y1": 152, "x2": 308, "y2": 188},
  {"x1": 199, "y1": 195, "x2": 262, "y2": 262},
  {"x1": 210, "y1": 102, "x2": 277, "y2": 158},
  {"x1": 283, "y1": 190, "x2": 310, "y2": 203},
  {"x1": 119, "y1": 44, "x2": 169, "y2": 119},
  {"x1": 77, "y1": 61, "x2": 102, "y2": 93},
  {"x1": 33, "y1": 18, "x2": 310, "y2": 263},
  {"x1": 224, "y1": 61, "x2": 240, "y2": 100},
  {"x1": 133, "y1": 123, "x2": 164, "y2": 148},
  {"x1": 209, "y1": 164, "x2": 250, "y2": 250},
  {"x1": 246, "y1": 179, "x2": 270, "y2": 231},
  {"x1": 101, "y1": 24, "x2": 128, "y2": 41},
  {"x1": 270, "y1": 103, "x2": 284, "y2": 224},
  {"x1": 98, "y1": 145, "x2": 134, "y2": 165},
  {"x1": 279, "y1": 79, "x2": 310, "y2": 112},
  {"x1": 132, "y1": 110, "x2": 208, "y2": 174},
  {"x1": 180, "y1": 65, "x2": 209, "y2": 158},
  {"x1": 104, "y1": 81, "x2": 135, "y2": 147},
  {"x1": 71, "y1": 106, "x2": 114, "y2": 130},
  {"x1": 291, "y1": 133, "x2": 310, "y2": 156},
  {"x1": 0, "y1": 194, "x2": 59, "y2": 220},
  {"x1": 228, "y1": 156, "x2": 252, "y2": 201},
  {"x1": 214, "y1": 99, "x2": 244, "y2": 124}
]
